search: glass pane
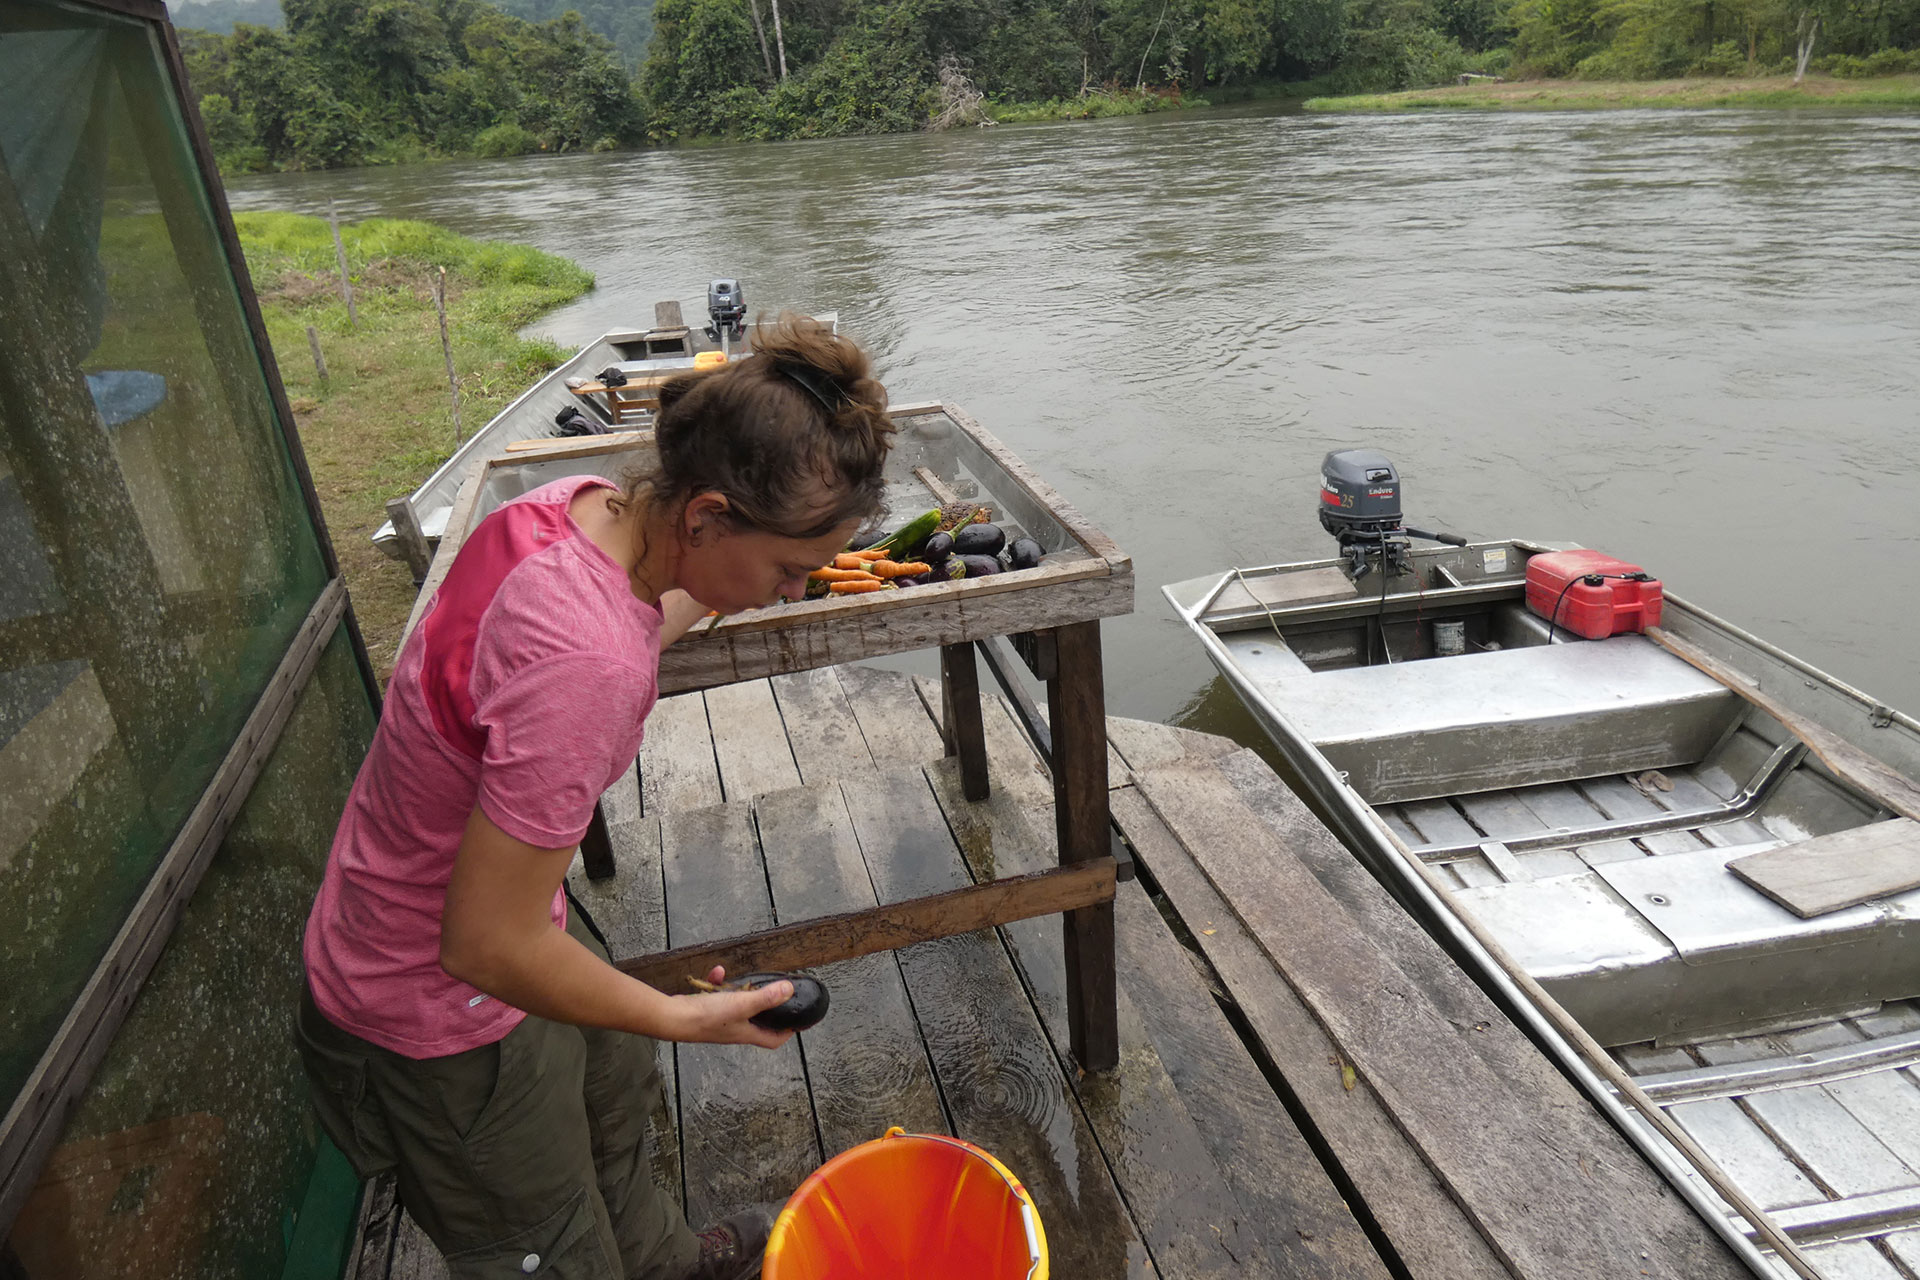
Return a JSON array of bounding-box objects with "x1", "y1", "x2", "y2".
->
[
  {"x1": 5, "y1": 629, "x2": 376, "y2": 1280},
  {"x1": 0, "y1": 0, "x2": 329, "y2": 1106}
]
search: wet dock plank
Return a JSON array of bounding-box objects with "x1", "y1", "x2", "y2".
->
[
  {"x1": 1109, "y1": 749, "x2": 1511, "y2": 1278},
  {"x1": 1138, "y1": 750, "x2": 1753, "y2": 1280},
  {"x1": 835, "y1": 677, "x2": 1154, "y2": 1277},
  {"x1": 754, "y1": 781, "x2": 948, "y2": 1152},
  {"x1": 661, "y1": 801, "x2": 819, "y2": 1224}
]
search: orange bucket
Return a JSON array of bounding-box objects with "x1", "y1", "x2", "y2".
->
[{"x1": 763, "y1": 1128, "x2": 1048, "y2": 1279}]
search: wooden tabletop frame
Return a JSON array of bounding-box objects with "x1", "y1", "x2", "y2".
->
[{"x1": 402, "y1": 401, "x2": 1132, "y2": 1070}]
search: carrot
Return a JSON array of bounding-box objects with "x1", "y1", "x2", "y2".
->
[
  {"x1": 832, "y1": 553, "x2": 871, "y2": 570},
  {"x1": 828, "y1": 580, "x2": 890, "y2": 594},
  {"x1": 869, "y1": 560, "x2": 932, "y2": 579},
  {"x1": 810, "y1": 566, "x2": 881, "y2": 583},
  {"x1": 847, "y1": 547, "x2": 890, "y2": 560}
]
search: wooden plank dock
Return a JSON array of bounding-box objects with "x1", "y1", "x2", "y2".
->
[{"x1": 354, "y1": 663, "x2": 1755, "y2": 1280}]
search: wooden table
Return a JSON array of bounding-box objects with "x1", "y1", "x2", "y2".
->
[{"x1": 406, "y1": 401, "x2": 1134, "y2": 1070}]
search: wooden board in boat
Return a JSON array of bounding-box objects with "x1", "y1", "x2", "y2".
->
[{"x1": 1730, "y1": 818, "x2": 1920, "y2": 918}]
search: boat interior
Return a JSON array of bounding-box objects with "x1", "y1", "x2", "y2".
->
[{"x1": 1179, "y1": 543, "x2": 1920, "y2": 1273}]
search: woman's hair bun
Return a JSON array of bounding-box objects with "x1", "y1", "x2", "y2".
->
[{"x1": 627, "y1": 313, "x2": 897, "y2": 541}]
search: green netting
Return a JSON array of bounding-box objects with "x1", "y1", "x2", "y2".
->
[{"x1": 0, "y1": 0, "x2": 329, "y2": 1108}]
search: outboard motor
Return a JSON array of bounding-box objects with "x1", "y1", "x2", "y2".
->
[
  {"x1": 1318, "y1": 449, "x2": 1466, "y2": 580},
  {"x1": 707, "y1": 278, "x2": 745, "y2": 341}
]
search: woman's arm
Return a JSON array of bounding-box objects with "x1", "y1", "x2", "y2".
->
[
  {"x1": 440, "y1": 806, "x2": 792, "y2": 1047},
  {"x1": 657, "y1": 589, "x2": 715, "y2": 648}
]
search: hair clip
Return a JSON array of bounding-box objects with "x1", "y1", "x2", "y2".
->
[{"x1": 775, "y1": 360, "x2": 850, "y2": 413}]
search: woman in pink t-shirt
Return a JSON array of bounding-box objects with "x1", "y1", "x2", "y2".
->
[{"x1": 298, "y1": 318, "x2": 895, "y2": 1280}]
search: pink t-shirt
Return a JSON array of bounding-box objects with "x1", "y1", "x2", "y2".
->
[{"x1": 303, "y1": 476, "x2": 662, "y2": 1058}]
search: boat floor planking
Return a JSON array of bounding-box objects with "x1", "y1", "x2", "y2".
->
[
  {"x1": 1169, "y1": 537, "x2": 1920, "y2": 1279},
  {"x1": 351, "y1": 663, "x2": 1747, "y2": 1280}
]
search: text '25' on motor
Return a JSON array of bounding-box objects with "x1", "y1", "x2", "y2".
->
[{"x1": 1317, "y1": 449, "x2": 1466, "y2": 580}]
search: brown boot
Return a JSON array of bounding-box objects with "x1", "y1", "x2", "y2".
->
[{"x1": 683, "y1": 1202, "x2": 780, "y2": 1280}]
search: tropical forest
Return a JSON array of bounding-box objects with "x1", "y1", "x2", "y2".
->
[{"x1": 172, "y1": 0, "x2": 1920, "y2": 167}]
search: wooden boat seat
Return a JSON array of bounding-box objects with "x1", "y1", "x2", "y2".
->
[{"x1": 1257, "y1": 634, "x2": 1744, "y2": 804}]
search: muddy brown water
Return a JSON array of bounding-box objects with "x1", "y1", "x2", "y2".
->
[{"x1": 229, "y1": 103, "x2": 1920, "y2": 734}]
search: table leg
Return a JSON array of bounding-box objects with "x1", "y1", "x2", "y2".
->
[
  {"x1": 580, "y1": 803, "x2": 616, "y2": 880},
  {"x1": 1047, "y1": 620, "x2": 1118, "y2": 1072},
  {"x1": 940, "y1": 641, "x2": 991, "y2": 802}
]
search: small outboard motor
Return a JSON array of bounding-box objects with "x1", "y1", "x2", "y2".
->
[
  {"x1": 707, "y1": 279, "x2": 745, "y2": 340},
  {"x1": 1319, "y1": 449, "x2": 1466, "y2": 580}
]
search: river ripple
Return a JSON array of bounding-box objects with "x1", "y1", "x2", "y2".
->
[{"x1": 230, "y1": 104, "x2": 1920, "y2": 726}]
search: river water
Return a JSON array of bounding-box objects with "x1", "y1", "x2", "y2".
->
[{"x1": 229, "y1": 103, "x2": 1920, "y2": 732}]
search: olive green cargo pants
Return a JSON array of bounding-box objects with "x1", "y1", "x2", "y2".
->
[{"x1": 297, "y1": 905, "x2": 699, "y2": 1280}]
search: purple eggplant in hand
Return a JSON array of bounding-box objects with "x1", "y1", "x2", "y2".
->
[{"x1": 697, "y1": 972, "x2": 830, "y2": 1032}]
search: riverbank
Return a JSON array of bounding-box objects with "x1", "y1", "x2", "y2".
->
[
  {"x1": 1304, "y1": 73, "x2": 1920, "y2": 111},
  {"x1": 987, "y1": 87, "x2": 1210, "y2": 124},
  {"x1": 238, "y1": 212, "x2": 591, "y2": 679}
]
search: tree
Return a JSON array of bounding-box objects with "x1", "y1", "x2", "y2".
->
[
  {"x1": 1792, "y1": 4, "x2": 1818, "y2": 75},
  {"x1": 1198, "y1": 0, "x2": 1272, "y2": 79},
  {"x1": 640, "y1": 0, "x2": 767, "y2": 134}
]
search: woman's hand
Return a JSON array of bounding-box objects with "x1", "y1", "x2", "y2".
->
[
  {"x1": 669, "y1": 968, "x2": 797, "y2": 1049},
  {"x1": 658, "y1": 589, "x2": 719, "y2": 647}
]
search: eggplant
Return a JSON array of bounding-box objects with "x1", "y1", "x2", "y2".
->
[
  {"x1": 1006, "y1": 537, "x2": 1044, "y2": 570},
  {"x1": 959, "y1": 554, "x2": 1003, "y2": 578},
  {"x1": 952, "y1": 523, "x2": 1006, "y2": 557},
  {"x1": 919, "y1": 530, "x2": 954, "y2": 561},
  {"x1": 734, "y1": 973, "x2": 831, "y2": 1032},
  {"x1": 926, "y1": 555, "x2": 965, "y2": 582}
]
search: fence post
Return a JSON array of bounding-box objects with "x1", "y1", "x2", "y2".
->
[
  {"x1": 327, "y1": 200, "x2": 357, "y2": 329},
  {"x1": 433, "y1": 266, "x2": 462, "y2": 445}
]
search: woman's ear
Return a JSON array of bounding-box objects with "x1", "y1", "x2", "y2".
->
[{"x1": 682, "y1": 492, "x2": 732, "y2": 544}]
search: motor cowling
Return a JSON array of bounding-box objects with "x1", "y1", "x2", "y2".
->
[
  {"x1": 1318, "y1": 449, "x2": 1403, "y2": 541},
  {"x1": 708, "y1": 278, "x2": 745, "y2": 332}
]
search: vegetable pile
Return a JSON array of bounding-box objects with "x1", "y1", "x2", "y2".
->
[{"x1": 806, "y1": 505, "x2": 1047, "y2": 597}]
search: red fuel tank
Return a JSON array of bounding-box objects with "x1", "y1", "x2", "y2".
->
[{"x1": 1524, "y1": 550, "x2": 1664, "y2": 640}]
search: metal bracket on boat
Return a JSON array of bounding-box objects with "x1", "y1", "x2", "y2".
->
[
  {"x1": 1872, "y1": 704, "x2": 1897, "y2": 729},
  {"x1": 1408, "y1": 739, "x2": 1808, "y2": 862}
]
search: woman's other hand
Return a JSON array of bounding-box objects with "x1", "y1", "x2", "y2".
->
[{"x1": 657, "y1": 588, "x2": 719, "y2": 647}]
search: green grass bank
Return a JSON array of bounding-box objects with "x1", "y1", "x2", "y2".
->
[
  {"x1": 985, "y1": 87, "x2": 1209, "y2": 124},
  {"x1": 237, "y1": 212, "x2": 592, "y2": 678},
  {"x1": 1304, "y1": 73, "x2": 1920, "y2": 111}
]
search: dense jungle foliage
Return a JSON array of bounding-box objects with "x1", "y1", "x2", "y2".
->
[
  {"x1": 174, "y1": 0, "x2": 1919, "y2": 164},
  {"x1": 179, "y1": 0, "x2": 643, "y2": 169}
]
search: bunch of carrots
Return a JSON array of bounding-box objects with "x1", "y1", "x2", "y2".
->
[{"x1": 809, "y1": 548, "x2": 933, "y2": 594}]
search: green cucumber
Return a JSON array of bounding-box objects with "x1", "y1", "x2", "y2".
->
[{"x1": 861, "y1": 508, "x2": 940, "y2": 558}]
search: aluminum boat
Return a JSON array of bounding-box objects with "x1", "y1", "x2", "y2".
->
[{"x1": 1167, "y1": 534, "x2": 1920, "y2": 1280}]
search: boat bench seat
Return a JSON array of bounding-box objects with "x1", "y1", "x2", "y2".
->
[
  {"x1": 1260, "y1": 634, "x2": 1744, "y2": 804},
  {"x1": 1457, "y1": 841, "x2": 1920, "y2": 1045}
]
